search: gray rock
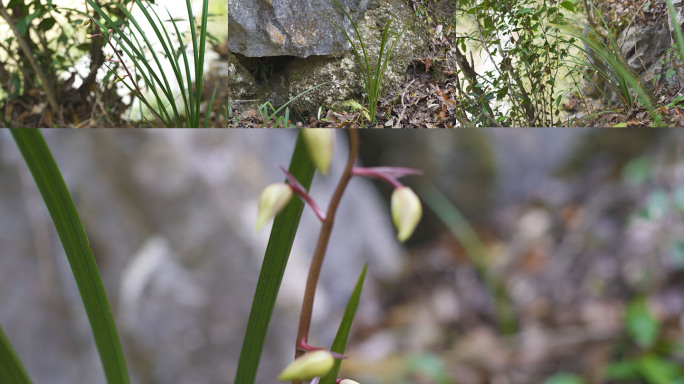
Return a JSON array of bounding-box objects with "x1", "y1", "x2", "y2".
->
[
  {"x1": 228, "y1": 0, "x2": 371, "y2": 57},
  {"x1": 617, "y1": 21, "x2": 671, "y2": 83},
  {"x1": 282, "y1": 0, "x2": 428, "y2": 116},
  {"x1": 225, "y1": 52, "x2": 258, "y2": 101}
]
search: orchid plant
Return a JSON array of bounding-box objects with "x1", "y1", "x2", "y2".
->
[{"x1": 249, "y1": 129, "x2": 423, "y2": 384}]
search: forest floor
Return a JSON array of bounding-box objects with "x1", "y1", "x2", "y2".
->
[{"x1": 341, "y1": 131, "x2": 684, "y2": 384}]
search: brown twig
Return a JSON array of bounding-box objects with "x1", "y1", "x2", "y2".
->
[
  {"x1": 293, "y1": 128, "x2": 360, "y2": 384},
  {"x1": 397, "y1": 79, "x2": 415, "y2": 127}
]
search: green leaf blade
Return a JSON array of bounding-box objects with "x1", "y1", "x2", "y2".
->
[
  {"x1": 10, "y1": 129, "x2": 130, "y2": 384},
  {"x1": 0, "y1": 323, "x2": 32, "y2": 384},
  {"x1": 320, "y1": 263, "x2": 368, "y2": 384},
  {"x1": 234, "y1": 132, "x2": 317, "y2": 384},
  {"x1": 626, "y1": 297, "x2": 660, "y2": 349}
]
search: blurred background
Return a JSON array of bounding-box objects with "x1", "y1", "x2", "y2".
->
[{"x1": 0, "y1": 130, "x2": 683, "y2": 384}]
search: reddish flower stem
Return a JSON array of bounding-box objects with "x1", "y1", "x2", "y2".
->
[
  {"x1": 279, "y1": 165, "x2": 327, "y2": 221},
  {"x1": 350, "y1": 166, "x2": 414, "y2": 189},
  {"x1": 293, "y1": 128, "x2": 360, "y2": 384}
]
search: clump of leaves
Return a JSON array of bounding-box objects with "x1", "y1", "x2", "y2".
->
[{"x1": 326, "y1": 0, "x2": 426, "y2": 125}]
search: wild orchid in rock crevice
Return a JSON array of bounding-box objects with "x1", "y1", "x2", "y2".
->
[{"x1": 255, "y1": 129, "x2": 423, "y2": 384}]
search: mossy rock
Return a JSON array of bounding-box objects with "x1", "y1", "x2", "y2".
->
[
  {"x1": 226, "y1": 52, "x2": 257, "y2": 101},
  {"x1": 283, "y1": 0, "x2": 429, "y2": 117}
]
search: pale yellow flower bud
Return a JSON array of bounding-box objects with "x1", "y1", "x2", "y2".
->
[
  {"x1": 302, "y1": 129, "x2": 333, "y2": 175},
  {"x1": 277, "y1": 350, "x2": 335, "y2": 381},
  {"x1": 391, "y1": 186, "x2": 422, "y2": 242},
  {"x1": 256, "y1": 182, "x2": 293, "y2": 231},
  {"x1": 340, "y1": 380, "x2": 361, "y2": 384}
]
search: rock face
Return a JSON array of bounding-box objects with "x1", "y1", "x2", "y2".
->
[
  {"x1": 226, "y1": 0, "x2": 428, "y2": 117},
  {"x1": 228, "y1": 0, "x2": 371, "y2": 57},
  {"x1": 617, "y1": 22, "x2": 671, "y2": 84},
  {"x1": 275, "y1": 0, "x2": 428, "y2": 116},
  {"x1": 0, "y1": 130, "x2": 402, "y2": 384}
]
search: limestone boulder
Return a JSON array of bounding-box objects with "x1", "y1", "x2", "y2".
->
[
  {"x1": 617, "y1": 22, "x2": 671, "y2": 84},
  {"x1": 228, "y1": 0, "x2": 371, "y2": 57},
  {"x1": 225, "y1": 52, "x2": 258, "y2": 100},
  {"x1": 282, "y1": 0, "x2": 428, "y2": 116}
]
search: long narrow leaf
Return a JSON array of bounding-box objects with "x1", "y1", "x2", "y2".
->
[
  {"x1": 113, "y1": 1, "x2": 183, "y2": 123},
  {"x1": 195, "y1": 0, "x2": 210, "y2": 127},
  {"x1": 11, "y1": 129, "x2": 130, "y2": 384},
  {"x1": 234, "y1": 132, "x2": 316, "y2": 384},
  {"x1": 320, "y1": 264, "x2": 368, "y2": 384},
  {"x1": 84, "y1": 2, "x2": 177, "y2": 125},
  {"x1": 82, "y1": 8, "x2": 174, "y2": 125},
  {"x1": 203, "y1": 83, "x2": 218, "y2": 128},
  {"x1": 148, "y1": 6, "x2": 192, "y2": 120},
  {"x1": 0, "y1": 323, "x2": 32, "y2": 384},
  {"x1": 260, "y1": 82, "x2": 331, "y2": 127}
]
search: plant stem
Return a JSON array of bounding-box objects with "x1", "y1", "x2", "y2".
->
[
  {"x1": 102, "y1": 30, "x2": 165, "y2": 126},
  {"x1": 293, "y1": 128, "x2": 360, "y2": 384}
]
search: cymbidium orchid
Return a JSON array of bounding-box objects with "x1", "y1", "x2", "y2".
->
[
  {"x1": 255, "y1": 182, "x2": 293, "y2": 231},
  {"x1": 352, "y1": 166, "x2": 423, "y2": 241},
  {"x1": 391, "y1": 186, "x2": 422, "y2": 242},
  {"x1": 257, "y1": 132, "x2": 423, "y2": 384},
  {"x1": 302, "y1": 129, "x2": 334, "y2": 175},
  {"x1": 277, "y1": 350, "x2": 335, "y2": 381}
]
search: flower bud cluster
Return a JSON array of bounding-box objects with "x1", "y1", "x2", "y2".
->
[{"x1": 256, "y1": 131, "x2": 423, "y2": 241}]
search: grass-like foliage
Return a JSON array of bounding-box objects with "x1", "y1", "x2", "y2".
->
[
  {"x1": 10, "y1": 129, "x2": 130, "y2": 383},
  {"x1": 234, "y1": 133, "x2": 316, "y2": 384},
  {"x1": 556, "y1": 11, "x2": 659, "y2": 122},
  {"x1": 563, "y1": 3, "x2": 638, "y2": 110},
  {"x1": 320, "y1": 264, "x2": 368, "y2": 384},
  {"x1": 258, "y1": 82, "x2": 331, "y2": 127},
  {"x1": 0, "y1": 323, "x2": 32, "y2": 384},
  {"x1": 326, "y1": 0, "x2": 425, "y2": 125},
  {"x1": 84, "y1": 0, "x2": 216, "y2": 127}
]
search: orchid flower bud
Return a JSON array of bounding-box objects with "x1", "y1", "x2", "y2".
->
[
  {"x1": 340, "y1": 380, "x2": 361, "y2": 384},
  {"x1": 256, "y1": 182, "x2": 293, "y2": 231},
  {"x1": 277, "y1": 350, "x2": 335, "y2": 381},
  {"x1": 391, "y1": 186, "x2": 422, "y2": 242},
  {"x1": 302, "y1": 129, "x2": 333, "y2": 175}
]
